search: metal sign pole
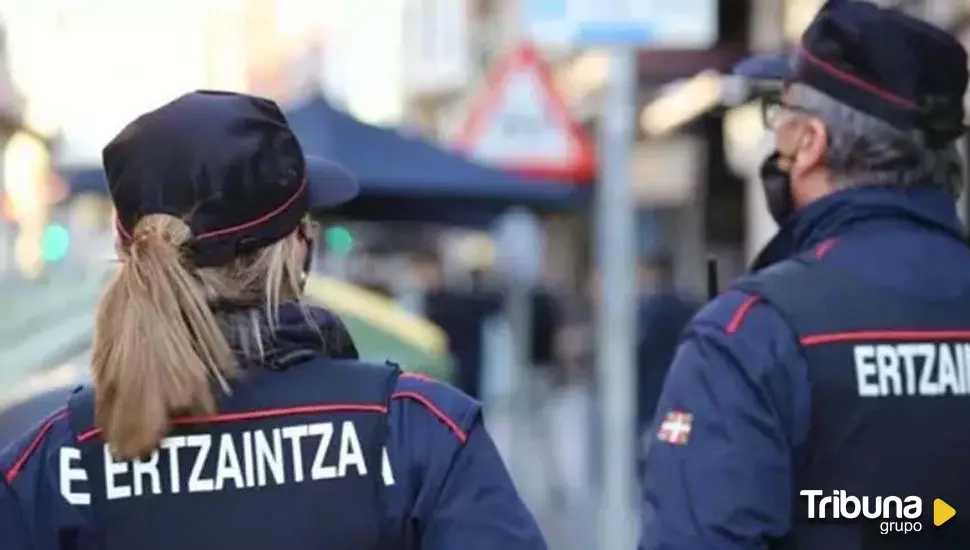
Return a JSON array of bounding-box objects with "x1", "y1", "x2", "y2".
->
[
  {"x1": 493, "y1": 208, "x2": 544, "y2": 490},
  {"x1": 596, "y1": 46, "x2": 639, "y2": 550},
  {"x1": 505, "y1": 276, "x2": 533, "y2": 486}
]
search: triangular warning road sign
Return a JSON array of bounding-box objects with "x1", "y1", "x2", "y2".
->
[{"x1": 457, "y1": 43, "x2": 595, "y2": 183}]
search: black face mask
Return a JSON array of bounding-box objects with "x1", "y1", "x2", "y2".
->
[{"x1": 760, "y1": 151, "x2": 795, "y2": 226}]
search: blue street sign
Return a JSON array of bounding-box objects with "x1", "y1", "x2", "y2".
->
[
  {"x1": 576, "y1": 24, "x2": 655, "y2": 45},
  {"x1": 523, "y1": 0, "x2": 715, "y2": 48},
  {"x1": 523, "y1": 0, "x2": 567, "y2": 22}
]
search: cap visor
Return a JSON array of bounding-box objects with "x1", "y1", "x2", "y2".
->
[
  {"x1": 732, "y1": 52, "x2": 793, "y2": 81},
  {"x1": 306, "y1": 156, "x2": 359, "y2": 211}
]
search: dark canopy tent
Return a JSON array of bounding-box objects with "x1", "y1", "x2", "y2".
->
[
  {"x1": 58, "y1": 167, "x2": 106, "y2": 196},
  {"x1": 58, "y1": 96, "x2": 588, "y2": 228},
  {"x1": 285, "y1": 95, "x2": 588, "y2": 226}
]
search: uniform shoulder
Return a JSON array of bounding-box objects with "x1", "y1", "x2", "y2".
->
[
  {"x1": 691, "y1": 289, "x2": 764, "y2": 333},
  {"x1": 0, "y1": 406, "x2": 72, "y2": 485},
  {"x1": 391, "y1": 373, "x2": 481, "y2": 444}
]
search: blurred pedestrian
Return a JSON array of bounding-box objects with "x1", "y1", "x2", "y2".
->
[
  {"x1": 634, "y1": 250, "x2": 699, "y2": 433},
  {"x1": 641, "y1": 2, "x2": 970, "y2": 548},
  {"x1": 0, "y1": 91, "x2": 546, "y2": 550},
  {"x1": 413, "y1": 248, "x2": 500, "y2": 400}
]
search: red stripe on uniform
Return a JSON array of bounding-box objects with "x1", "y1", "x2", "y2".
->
[
  {"x1": 726, "y1": 295, "x2": 760, "y2": 334},
  {"x1": 5, "y1": 409, "x2": 69, "y2": 484},
  {"x1": 801, "y1": 329, "x2": 970, "y2": 346},
  {"x1": 391, "y1": 390, "x2": 468, "y2": 443},
  {"x1": 73, "y1": 390, "x2": 469, "y2": 446},
  {"x1": 814, "y1": 238, "x2": 838, "y2": 259},
  {"x1": 76, "y1": 403, "x2": 388, "y2": 443}
]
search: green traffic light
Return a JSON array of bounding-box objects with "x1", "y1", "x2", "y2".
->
[
  {"x1": 324, "y1": 226, "x2": 354, "y2": 255},
  {"x1": 41, "y1": 224, "x2": 70, "y2": 262}
]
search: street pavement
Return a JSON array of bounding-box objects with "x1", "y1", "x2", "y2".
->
[
  {"x1": 0, "y1": 267, "x2": 107, "y2": 394},
  {"x1": 487, "y1": 381, "x2": 600, "y2": 550}
]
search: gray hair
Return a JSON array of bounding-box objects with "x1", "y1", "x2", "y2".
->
[{"x1": 787, "y1": 83, "x2": 963, "y2": 197}]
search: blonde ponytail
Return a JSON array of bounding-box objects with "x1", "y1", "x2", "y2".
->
[{"x1": 92, "y1": 214, "x2": 236, "y2": 459}]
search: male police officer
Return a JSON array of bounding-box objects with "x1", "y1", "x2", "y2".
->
[{"x1": 640, "y1": 1, "x2": 970, "y2": 549}]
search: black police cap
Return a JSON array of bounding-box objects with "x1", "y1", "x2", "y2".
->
[
  {"x1": 104, "y1": 90, "x2": 358, "y2": 267},
  {"x1": 734, "y1": 0, "x2": 968, "y2": 144}
]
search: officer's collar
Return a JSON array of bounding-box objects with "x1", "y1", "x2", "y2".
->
[
  {"x1": 222, "y1": 303, "x2": 359, "y2": 369},
  {"x1": 274, "y1": 302, "x2": 359, "y2": 358},
  {"x1": 752, "y1": 183, "x2": 964, "y2": 271}
]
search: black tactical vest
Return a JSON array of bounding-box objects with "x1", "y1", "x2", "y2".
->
[
  {"x1": 66, "y1": 357, "x2": 401, "y2": 550},
  {"x1": 735, "y1": 255, "x2": 970, "y2": 549}
]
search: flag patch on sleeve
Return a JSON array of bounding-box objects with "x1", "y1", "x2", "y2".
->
[{"x1": 657, "y1": 410, "x2": 693, "y2": 445}]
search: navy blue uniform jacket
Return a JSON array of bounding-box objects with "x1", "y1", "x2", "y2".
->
[
  {"x1": 639, "y1": 185, "x2": 970, "y2": 549},
  {"x1": 0, "y1": 318, "x2": 546, "y2": 550}
]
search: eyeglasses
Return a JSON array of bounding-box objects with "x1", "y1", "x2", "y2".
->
[{"x1": 761, "y1": 94, "x2": 812, "y2": 130}]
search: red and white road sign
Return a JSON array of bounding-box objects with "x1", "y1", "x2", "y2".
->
[{"x1": 457, "y1": 43, "x2": 595, "y2": 183}]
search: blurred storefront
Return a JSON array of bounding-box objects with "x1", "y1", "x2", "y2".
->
[
  {"x1": 401, "y1": 0, "x2": 475, "y2": 135},
  {"x1": 0, "y1": 1, "x2": 248, "y2": 275},
  {"x1": 0, "y1": 10, "x2": 55, "y2": 277},
  {"x1": 406, "y1": 0, "x2": 737, "y2": 294},
  {"x1": 0, "y1": 0, "x2": 341, "y2": 275}
]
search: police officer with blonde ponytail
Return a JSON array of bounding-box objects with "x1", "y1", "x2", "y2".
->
[{"x1": 0, "y1": 91, "x2": 547, "y2": 550}]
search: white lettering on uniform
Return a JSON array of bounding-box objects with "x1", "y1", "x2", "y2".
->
[
  {"x1": 310, "y1": 422, "x2": 336, "y2": 479},
  {"x1": 338, "y1": 421, "x2": 367, "y2": 477},
  {"x1": 853, "y1": 345, "x2": 880, "y2": 397},
  {"x1": 853, "y1": 342, "x2": 970, "y2": 397},
  {"x1": 159, "y1": 436, "x2": 186, "y2": 493},
  {"x1": 938, "y1": 344, "x2": 961, "y2": 394},
  {"x1": 281, "y1": 425, "x2": 309, "y2": 482},
  {"x1": 76, "y1": 420, "x2": 396, "y2": 502},
  {"x1": 132, "y1": 449, "x2": 161, "y2": 496},
  {"x1": 381, "y1": 447, "x2": 395, "y2": 486},
  {"x1": 241, "y1": 431, "x2": 255, "y2": 486},
  {"x1": 255, "y1": 428, "x2": 284, "y2": 487},
  {"x1": 104, "y1": 445, "x2": 131, "y2": 500},
  {"x1": 58, "y1": 447, "x2": 89, "y2": 505},
  {"x1": 214, "y1": 433, "x2": 245, "y2": 490},
  {"x1": 186, "y1": 435, "x2": 214, "y2": 493}
]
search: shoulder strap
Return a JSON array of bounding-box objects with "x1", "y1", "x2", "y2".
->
[
  {"x1": 731, "y1": 255, "x2": 826, "y2": 337},
  {"x1": 734, "y1": 256, "x2": 817, "y2": 303},
  {"x1": 732, "y1": 252, "x2": 896, "y2": 337}
]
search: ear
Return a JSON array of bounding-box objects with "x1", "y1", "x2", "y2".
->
[{"x1": 796, "y1": 118, "x2": 829, "y2": 169}]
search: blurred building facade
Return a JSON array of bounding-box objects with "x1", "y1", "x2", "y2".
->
[
  {"x1": 0, "y1": 0, "x2": 326, "y2": 275},
  {"x1": 0, "y1": 5, "x2": 58, "y2": 277},
  {"x1": 402, "y1": 0, "x2": 728, "y2": 293}
]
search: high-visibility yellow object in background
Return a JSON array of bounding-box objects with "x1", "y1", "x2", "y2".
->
[{"x1": 303, "y1": 275, "x2": 453, "y2": 381}]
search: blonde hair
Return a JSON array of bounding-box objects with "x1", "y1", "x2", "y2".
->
[{"x1": 92, "y1": 213, "x2": 310, "y2": 459}]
